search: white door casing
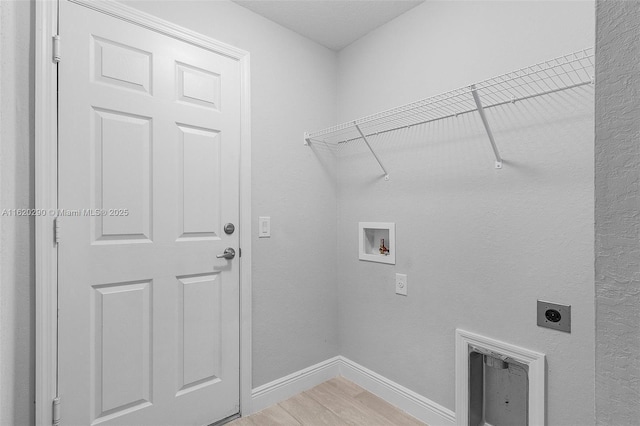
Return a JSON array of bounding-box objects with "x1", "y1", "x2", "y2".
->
[{"x1": 55, "y1": 1, "x2": 251, "y2": 424}]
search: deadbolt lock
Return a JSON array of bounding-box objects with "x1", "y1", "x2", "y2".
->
[{"x1": 224, "y1": 223, "x2": 235, "y2": 235}]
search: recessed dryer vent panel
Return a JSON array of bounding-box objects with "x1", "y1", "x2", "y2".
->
[
  {"x1": 469, "y1": 348, "x2": 529, "y2": 425},
  {"x1": 359, "y1": 222, "x2": 395, "y2": 265},
  {"x1": 456, "y1": 329, "x2": 546, "y2": 426}
]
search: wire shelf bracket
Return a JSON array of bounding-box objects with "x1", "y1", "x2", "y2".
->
[
  {"x1": 470, "y1": 84, "x2": 503, "y2": 169},
  {"x1": 303, "y1": 47, "x2": 595, "y2": 179},
  {"x1": 354, "y1": 124, "x2": 390, "y2": 180}
]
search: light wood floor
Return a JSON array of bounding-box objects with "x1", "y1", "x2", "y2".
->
[{"x1": 230, "y1": 376, "x2": 426, "y2": 426}]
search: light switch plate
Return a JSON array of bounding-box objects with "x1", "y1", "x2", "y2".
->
[
  {"x1": 537, "y1": 300, "x2": 571, "y2": 333},
  {"x1": 258, "y1": 216, "x2": 270, "y2": 238},
  {"x1": 395, "y1": 273, "x2": 407, "y2": 296}
]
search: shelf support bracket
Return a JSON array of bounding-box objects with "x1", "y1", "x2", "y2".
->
[
  {"x1": 471, "y1": 85, "x2": 503, "y2": 169},
  {"x1": 354, "y1": 124, "x2": 390, "y2": 180}
]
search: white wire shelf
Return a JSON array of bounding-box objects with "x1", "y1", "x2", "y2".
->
[{"x1": 304, "y1": 47, "x2": 594, "y2": 178}]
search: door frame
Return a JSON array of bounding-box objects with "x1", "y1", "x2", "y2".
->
[{"x1": 35, "y1": 1, "x2": 253, "y2": 424}]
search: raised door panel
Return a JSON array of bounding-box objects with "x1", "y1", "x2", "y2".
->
[
  {"x1": 92, "y1": 108, "x2": 152, "y2": 243},
  {"x1": 176, "y1": 124, "x2": 221, "y2": 240},
  {"x1": 92, "y1": 36, "x2": 152, "y2": 94},
  {"x1": 176, "y1": 274, "x2": 222, "y2": 395},
  {"x1": 92, "y1": 280, "x2": 152, "y2": 423},
  {"x1": 176, "y1": 62, "x2": 220, "y2": 110}
]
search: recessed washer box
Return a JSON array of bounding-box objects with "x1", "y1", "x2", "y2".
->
[{"x1": 359, "y1": 222, "x2": 395, "y2": 265}]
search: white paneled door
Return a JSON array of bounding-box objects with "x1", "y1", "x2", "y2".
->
[{"x1": 58, "y1": 1, "x2": 241, "y2": 424}]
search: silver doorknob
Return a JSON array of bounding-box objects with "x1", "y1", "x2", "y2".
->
[{"x1": 216, "y1": 247, "x2": 236, "y2": 260}]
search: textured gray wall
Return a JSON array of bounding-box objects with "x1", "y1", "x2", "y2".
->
[
  {"x1": 595, "y1": 2, "x2": 640, "y2": 425},
  {"x1": 0, "y1": 1, "x2": 36, "y2": 425}
]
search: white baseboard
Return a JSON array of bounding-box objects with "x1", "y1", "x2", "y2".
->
[
  {"x1": 249, "y1": 355, "x2": 456, "y2": 425},
  {"x1": 339, "y1": 357, "x2": 456, "y2": 426},
  {"x1": 249, "y1": 356, "x2": 342, "y2": 414}
]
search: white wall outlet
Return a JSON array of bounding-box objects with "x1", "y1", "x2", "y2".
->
[
  {"x1": 258, "y1": 216, "x2": 270, "y2": 238},
  {"x1": 395, "y1": 273, "x2": 407, "y2": 296}
]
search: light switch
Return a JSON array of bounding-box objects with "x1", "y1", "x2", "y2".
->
[{"x1": 259, "y1": 216, "x2": 270, "y2": 238}]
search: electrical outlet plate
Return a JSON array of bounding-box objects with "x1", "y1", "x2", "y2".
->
[
  {"x1": 537, "y1": 300, "x2": 571, "y2": 333},
  {"x1": 395, "y1": 273, "x2": 407, "y2": 296}
]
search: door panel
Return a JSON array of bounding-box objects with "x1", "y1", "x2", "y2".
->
[
  {"x1": 93, "y1": 280, "x2": 152, "y2": 419},
  {"x1": 58, "y1": 1, "x2": 241, "y2": 424},
  {"x1": 176, "y1": 62, "x2": 221, "y2": 109},
  {"x1": 93, "y1": 107, "x2": 152, "y2": 241},
  {"x1": 177, "y1": 124, "x2": 221, "y2": 239},
  {"x1": 92, "y1": 36, "x2": 153, "y2": 94},
  {"x1": 177, "y1": 273, "x2": 222, "y2": 394}
]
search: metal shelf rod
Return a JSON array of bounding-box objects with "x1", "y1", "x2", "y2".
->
[
  {"x1": 471, "y1": 85, "x2": 503, "y2": 169},
  {"x1": 354, "y1": 124, "x2": 390, "y2": 180}
]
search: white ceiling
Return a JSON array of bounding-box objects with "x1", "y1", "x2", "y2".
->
[{"x1": 232, "y1": 1, "x2": 424, "y2": 51}]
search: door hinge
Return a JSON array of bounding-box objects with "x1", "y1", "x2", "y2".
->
[
  {"x1": 52, "y1": 397, "x2": 60, "y2": 426},
  {"x1": 53, "y1": 35, "x2": 61, "y2": 63},
  {"x1": 239, "y1": 248, "x2": 242, "y2": 257},
  {"x1": 54, "y1": 217, "x2": 61, "y2": 245}
]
